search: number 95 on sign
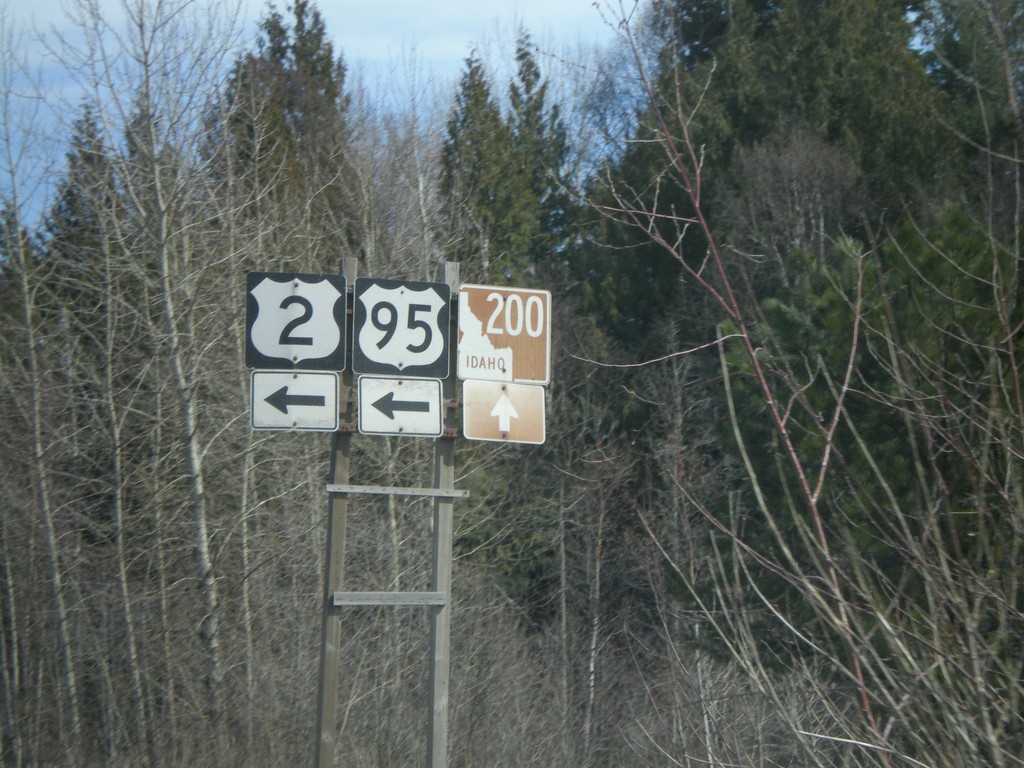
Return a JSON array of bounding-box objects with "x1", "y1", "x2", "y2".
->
[{"x1": 353, "y1": 278, "x2": 451, "y2": 379}]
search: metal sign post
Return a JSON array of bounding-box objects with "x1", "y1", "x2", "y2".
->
[
  {"x1": 427, "y1": 262, "x2": 458, "y2": 766},
  {"x1": 312, "y1": 261, "x2": 462, "y2": 768},
  {"x1": 313, "y1": 259, "x2": 357, "y2": 768}
]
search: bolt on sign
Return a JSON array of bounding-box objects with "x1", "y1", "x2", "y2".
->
[{"x1": 457, "y1": 285, "x2": 551, "y2": 385}]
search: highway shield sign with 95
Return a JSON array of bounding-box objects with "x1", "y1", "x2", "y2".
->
[{"x1": 352, "y1": 278, "x2": 451, "y2": 378}]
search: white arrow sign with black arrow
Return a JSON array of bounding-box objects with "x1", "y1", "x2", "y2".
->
[
  {"x1": 358, "y1": 377, "x2": 443, "y2": 437},
  {"x1": 251, "y1": 371, "x2": 339, "y2": 431},
  {"x1": 371, "y1": 390, "x2": 433, "y2": 420}
]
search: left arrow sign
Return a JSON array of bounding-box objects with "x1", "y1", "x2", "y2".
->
[
  {"x1": 266, "y1": 386, "x2": 327, "y2": 414},
  {"x1": 372, "y1": 391, "x2": 431, "y2": 420},
  {"x1": 358, "y1": 377, "x2": 442, "y2": 437},
  {"x1": 251, "y1": 371, "x2": 339, "y2": 431}
]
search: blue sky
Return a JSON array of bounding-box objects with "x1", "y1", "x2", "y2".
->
[
  {"x1": 8, "y1": 0, "x2": 624, "y2": 88},
  {"x1": 323, "y1": 0, "x2": 619, "y2": 67},
  {"x1": 1, "y1": 0, "x2": 629, "y2": 223}
]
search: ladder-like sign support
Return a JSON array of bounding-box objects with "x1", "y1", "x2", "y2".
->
[{"x1": 313, "y1": 260, "x2": 463, "y2": 768}]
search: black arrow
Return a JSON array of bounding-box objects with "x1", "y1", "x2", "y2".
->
[
  {"x1": 372, "y1": 391, "x2": 431, "y2": 420},
  {"x1": 265, "y1": 386, "x2": 326, "y2": 415}
]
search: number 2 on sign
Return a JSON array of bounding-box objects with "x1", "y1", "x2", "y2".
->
[
  {"x1": 278, "y1": 296, "x2": 314, "y2": 346},
  {"x1": 485, "y1": 292, "x2": 544, "y2": 338}
]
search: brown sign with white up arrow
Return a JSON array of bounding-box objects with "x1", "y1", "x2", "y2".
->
[{"x1": 462, "y1": 380, "x2": 545, "y2": 444}]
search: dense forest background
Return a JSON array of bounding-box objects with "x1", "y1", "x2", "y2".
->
[{"x1": 1, "y1": 0, "x2": 1022, "y2": 766}]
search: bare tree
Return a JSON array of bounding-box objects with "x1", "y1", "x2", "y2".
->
[
  {"x1": 0, "y1": 15, "x2": 86, "y2": 763},
  {"x1": 47, "y1": 0, "x2": 249, "y2": 760},
  {"x1": 587, "y1": 4, "x2": 1024, "y2": 767}
]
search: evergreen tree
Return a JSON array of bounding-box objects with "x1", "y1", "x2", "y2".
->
[
  {"x1": 575, "y1": 1, "x2": 784, "y2": 354},
  {"x1": 42, "y1": 106, "x2": 124, "y2": 527},
  {"x1": 506, "y1": 33, "x2": 573, "y2": 280},
  {"x1": 761, "y1": 0, "x2": 944, "y2": 210},
  {"x1": 444, "y1": 41, "x2": 580, "y2": 621},
  {"x1": 441, "y1": 38, "x2": 575, "y2": 286},
  {"x1": 585, "y1": 3, "x2": 1024, "y2": 763},
  {"x1": 918, "y1": 0, "x2": 1023, "y2": 240},
  {"x1": 219, "y1": 0, "x2": 355, "y2": 266},
  {"x1": 46, "y1": 106, "x2": 112, "y2": 266},
  {"x1": 441, "y1": 53, "x2": 532, "y2": 284}
]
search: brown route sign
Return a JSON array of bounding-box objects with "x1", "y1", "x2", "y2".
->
[
  {"x1": 462, "y1": 380, "x2": 545, "y2": 444},
  {"x1": 457, "y1": 284, "x2": 551, "y2": 385}
]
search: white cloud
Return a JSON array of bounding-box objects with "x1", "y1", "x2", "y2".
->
[
  {"x1": 6, "y1": 0, "x2": 618, "y2": 82},
  {"x1": 321, "y1": 0, "x2": 618, "y2": 85},
  {"x1": 4, "y1": 0, "x2": 624, "y2": 125}
]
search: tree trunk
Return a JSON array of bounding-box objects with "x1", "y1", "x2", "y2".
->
[
  {"x1": 102, "y1": 236, "x2": 150, "y2": 761},
  {"x1": 14, "y1": 229, "x2": 83, "y2": 763}
]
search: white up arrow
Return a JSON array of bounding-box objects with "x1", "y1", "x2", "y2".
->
[{"x1": 490, "y1": 392, "x2": 519, "y2": 432}]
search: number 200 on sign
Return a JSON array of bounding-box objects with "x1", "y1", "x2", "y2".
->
[{"x1": 481, "y1": 291, "x2": 546, "y2": 338}]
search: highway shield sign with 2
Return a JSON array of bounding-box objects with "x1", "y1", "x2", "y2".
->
[{"x1": 246, "y1": 272, "x2": 346, "y2": 370}]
